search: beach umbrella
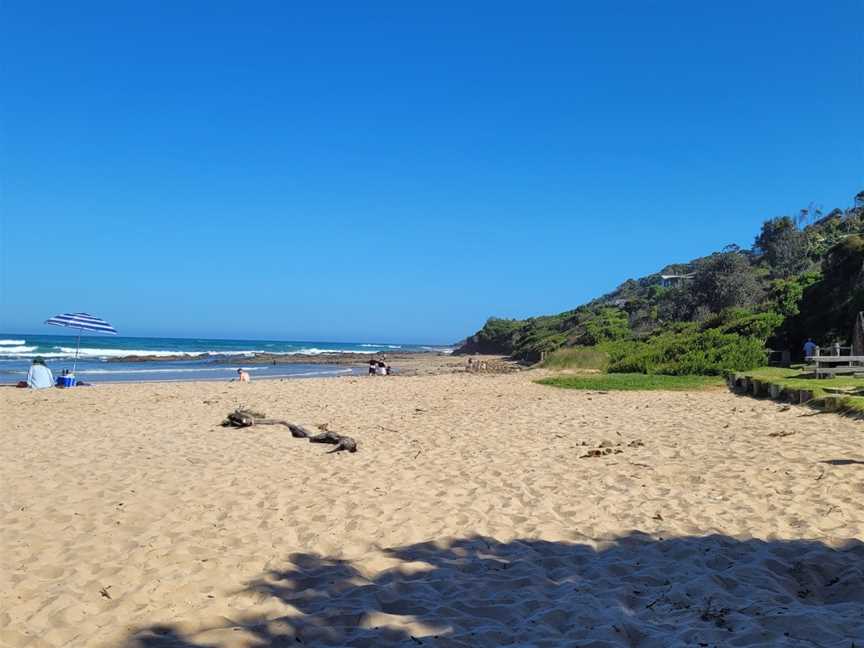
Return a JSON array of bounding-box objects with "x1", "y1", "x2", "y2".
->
[{"x1": 44, "y1": 312, "x2": 118, "y2": 373}]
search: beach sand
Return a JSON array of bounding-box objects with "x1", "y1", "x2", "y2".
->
[{"x1": 1, "y1": 369, "x2": 862, "y2": 647}]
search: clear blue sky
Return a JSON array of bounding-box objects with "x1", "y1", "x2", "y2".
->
[{"x1": 2, "y1": 1, "x2": 862, "y2": 343}]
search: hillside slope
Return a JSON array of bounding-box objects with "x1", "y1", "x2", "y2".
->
[{"x1": 456, "y1": 190, "x2": 864, "y2": 373}]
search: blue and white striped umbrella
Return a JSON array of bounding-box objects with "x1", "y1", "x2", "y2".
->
[
  {"x1": 45, "y1": 312, "x2": 118, "y2": 373},
  {"x1": 45, "y1": 312, "x2": 118, "y2": 335}
]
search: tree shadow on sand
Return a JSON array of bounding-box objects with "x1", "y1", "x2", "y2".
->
[{"x1": 123, "y1": 532, "x2": 864, "y2": 647}]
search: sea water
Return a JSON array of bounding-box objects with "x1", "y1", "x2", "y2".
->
[{"x1": 0, "y1": 335, "x2": 452, "y2": 384}]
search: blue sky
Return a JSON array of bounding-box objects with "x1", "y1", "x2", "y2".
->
[{"x1": 2, "y1": 1, "x2": 862, "y2": 343}]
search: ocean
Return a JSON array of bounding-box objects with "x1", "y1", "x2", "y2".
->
[{"x1": 0, "y1": 334, "x2": 452, "y2": 384}]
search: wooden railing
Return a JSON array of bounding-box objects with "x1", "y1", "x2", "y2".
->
[{"x1": 812, "y1": 344, "x2": 853, "y2": 357}]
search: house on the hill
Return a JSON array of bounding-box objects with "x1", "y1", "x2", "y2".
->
[{"x1": 660, "y1": 273, "x2": 696, "y2": 288}]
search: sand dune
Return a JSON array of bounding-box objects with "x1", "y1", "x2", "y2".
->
[{"x1": 1, "y1": 371, "x2": 862, "y2": 646}]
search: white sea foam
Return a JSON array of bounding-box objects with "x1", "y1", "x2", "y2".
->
[
  {"x1": 56, "y1": 347, "x2": 196, "y2": 358},
  {"x1": 54, "y1": 347, "x2": 283, "y2": 359},
  {"x1": 295, "y1": 348, "x2": 376, "y2": 355},
  {"x1": 0, "y1": 352, "x2": 80, "y2": 359},
  {"x1": 60, "y1": 347, "x2": 381, "y2": 357},
  {"x1": 0, "y1": 345, "x2": 381, "y2": 360},
  {"x1": 0, "y1": 347, "x2": 236, "y2": 359},
  {"x1": 0, "y1": 345, "x2": 37, "y2": 354},
  {"x1": 0, "y1": 339, "x2": 26, "y2": 345},
  {"x1": 422, "y1": 346, "x2": 454, "y2": 354}
]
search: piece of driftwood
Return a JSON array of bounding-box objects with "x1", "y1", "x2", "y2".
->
[
  {"x1": 221, "y1": 409, "x2": 357, "y2": 452},
  {"x1": 287, "y1": 423, "x2": 311, "y2": 438},
  {"x1": 309, "y1": 430, "x2": 358, "y2": 453},
  {"x1": 222, "y1": 409, "x2": 290, "y2": 428},
  {"x1": 222, "y1": 410, "x2": 256, "y2": 427}
]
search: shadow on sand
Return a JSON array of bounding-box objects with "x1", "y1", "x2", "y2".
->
[{"x1": 122, "y1": 532, "x2": 864, "y2": 647}]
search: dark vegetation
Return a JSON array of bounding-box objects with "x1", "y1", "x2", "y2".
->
[{"x1": 456, "y1": 190, "x2": 864, "y2": 375}]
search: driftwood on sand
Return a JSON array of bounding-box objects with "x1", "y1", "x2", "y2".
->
[
  {"x1": 307, "y1": 430, "x2": 358, "y2": 453},
  {"x1": 221, "y1": 409, "x2": 358, "y2": 452}
]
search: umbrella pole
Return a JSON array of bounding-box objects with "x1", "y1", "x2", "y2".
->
[{"x1": 72, "y1": 330, "x2": 82, "y2": 374}]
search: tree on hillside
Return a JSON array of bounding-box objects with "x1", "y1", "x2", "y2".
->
[
  {"x1": 779, "y1": 235, "x2": 864, "y2": 352},
  {"x1": 823, "y1": 235, "x2": 864, "y2": 285},
  {"x1": 796, "y1": 203, "x2": 822, "y2": 228},
  {"x1": 691, "y1": 252, "x2": 762, "y2": 313},
  {"x1": 656, "y1": 286, "x2": 697, "y2": 322},
  {"x1": 754, "y1": 216, "x2": 809, "y2": 277}
]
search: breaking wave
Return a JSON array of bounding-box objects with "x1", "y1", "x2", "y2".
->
[{"x1": 0, "y1": 345, "x2": 37, "y2": 354}]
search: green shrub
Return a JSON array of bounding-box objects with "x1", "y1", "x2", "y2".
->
[
  {"x1": 541, "y1": 346, "x2": 609, "y2": 371},
  {"x1": 770, "y1": 272, "x2": 822, "y2": 317},
  {"x1": 603, "y1": 328, "x2": 768, "y2": 376},
  {"x1": 582, "y1": 307, "x2": 630, "y2": 345},
  {"x1": 715, "y1": 310, "x2": 784, "y2": 339},
  {"x1": 512, "y1": 330, "x2": 567, "y2": 357}
]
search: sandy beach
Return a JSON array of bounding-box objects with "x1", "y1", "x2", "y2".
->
[{"x1": 2, "y1": 368, "x2": 863, "y2": 647}]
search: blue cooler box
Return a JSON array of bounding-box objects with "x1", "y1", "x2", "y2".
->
[{"x1": 57, "y1": 375, "x2": 77, "y2": 388}]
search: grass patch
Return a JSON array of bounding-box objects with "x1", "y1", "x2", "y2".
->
[
  {"x1": 732, "y1": 366, "x2": 864, "y2": 416},
  {"x1": 741, "y1": 366, "x2": 864, "y2": 398},
  {"x1": 537, "y1": 373, "x2": 724, "y2": 391},
  {"x1": 541, "y1": 346, "x2": 609, "y2": 371},
  {"x1": 823, "y1": 396, "x2": 864, "y2": 416},
  {"x1": 838, "y1": 396, "x2": 864, "y2": 415}
]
